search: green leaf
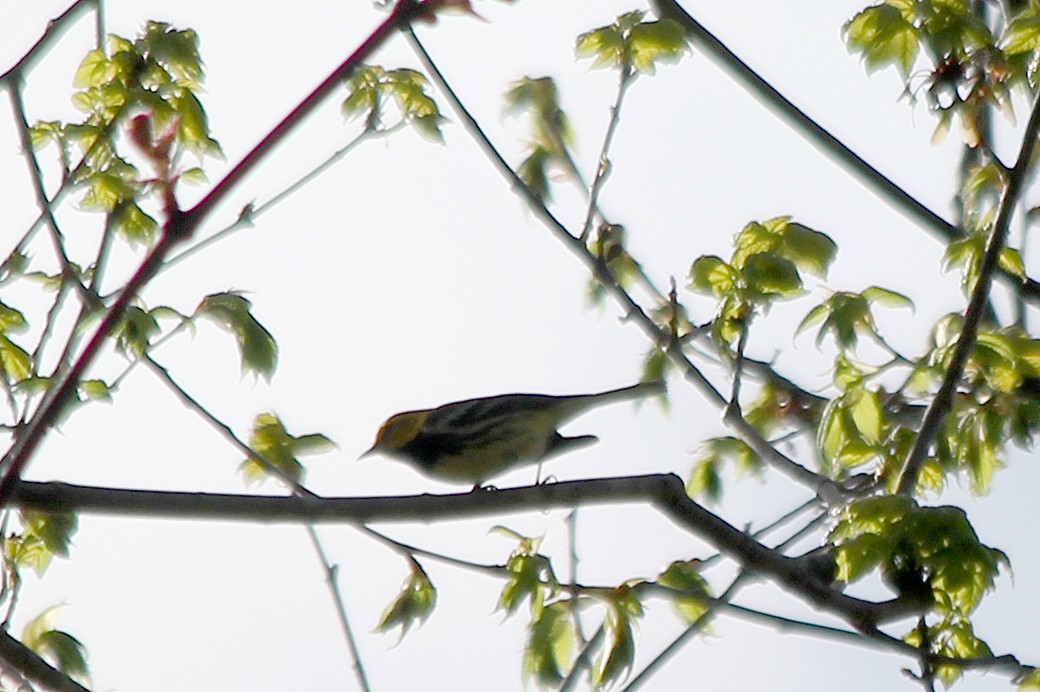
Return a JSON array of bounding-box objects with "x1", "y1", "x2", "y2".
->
[
  {"x1": 798, "y1": 289, "x2": 906, "y2": 352},
  {"x1": 14, "y1": 376, "x2": 52, "y2": 396},
  {"x1": 687, "y1": 458, "x2": 721, "y2": 502},
  {"x1": 777, "y1": 222, "x2": 838, "y2": 277},
  {"x1": 342, "y1": 65, "x2": 381, "y2": 119},
  {"x1": 29, "y1": 121, "x2": 65, "y2": 152},
  {"x1": 73, "y1": 49, "x2": 117, "y2": 88},
  {"x1": 23, "y1": 511, "x2": 78, "y2": 558},
  {"x1": 0, "y1": 335, "x2": 32, "y2": 382},
  {"x1": 498, "y1": 551, "x2": 555, "y2": 619},
  {"x1": 732, "y1": 220, "x2": 775, "y2": 266},
  {"x1": 576, "y1": 22, "x2": 628, "y2": 69},
  {"x1": 241, "y1": 413, "x2": 333, "y2": 485},
  {"x1": 998, "y1": 247, "x2": 1026, "y2": 279},
  {"x1": 5, "y1": 534, "x2": 52, "y2": 576},
  {"x1": 197, "y1": 292, "x2": 278, "y2": 380},
  {"x1": 78, "y1": 379, "x2": 112, "y2": 402},
  {"x1": 741, "y1": 253, "x2": 803, "y2": 297},
  {"x1": 831, "y1": 500, "x2": 1007, "y2": 616},
  {"x1": 342, "y1": 65, "x2": 444, "y2": 142},
  {"x1": 829, "y1": 495, "x2": 913, "y2": 540},
  {"x1": 1002, "y1": 15, "x2": 1040, "y2": 54},
  {"x1": 627, "y1": 20, "x2": 688, "y2": 73},
  {"x1": 845, "y1": 3, "x2": 920, "y2": 75},
  {"x1": 688, "y1": 437, "x2": 758, "y2": 501},
  {"x1": 80, "y1": 168, "x2": 137, "y2": 213},
  {"x1": 0, "y1": 251, "x2": 29, "y2": 283},
  {"x1": 292, "y1": 433, "x2": 336, "y2": 455},
  {"x1": 0, "y1": 301, "x2": 27, "y2": 333},
  {"x1": 850, "y1": 388, "x2": 882, "y2": 445},
  {"x1": 577, "y1": 13, "x2": 687, "y2": 74},
  {"x1": 113, "y1": 202, "x2": 159, "y2": 246},
  {"x1": 593, "y1": 588, "x2": 642, "y2": 688},
  {"x1": 141, "y1": 22, "x2": 203, "y2": 82},
  {"x1": 641, "y1": 347, "x2": 669, "y2": 385},
  {"x1": 173, "y1": 89, "x2": 222, "y2": 156},
  {"x1": 689, "y1": 255, "x2": 737, "y2": 297},
  {"x1": 110, "y1": 305, "x2": 159, "y2": 358},
  {"x1": 658, "y1": 560, "x2": 711, "y2": 623},
  {"x1": 523, "y1": 601, "x2": 576, "y2": 686},
  {"x1": 517, "y1": 146, "x2": 551, "y2": 201},
  {"x1": 861, "y1": 285, "x2": 914, "y2": 310},
  {"x1": 795, "y1": 303, "x2": 829, "y2": 339},
  {"x1": 22, "y1": 606, "x2": 90, "y2": 684},
  {"x1": 1018, "y1": 668, "x2": 1040, "y2": 689},
  {"x1": 835, "y1": 533, "x2": 889, "y2": 583},
  {"x1": 376, "y1": 561, "x2": 437, "y2": 639},
  {"x1": 179, "y1": 166, "x2": 208, "y2": 185}
]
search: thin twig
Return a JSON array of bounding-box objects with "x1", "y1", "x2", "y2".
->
[
  {"x1": 358, "y1": 525, "x2": 504, "y2": 576},
  {"x1": 579, "y1": 66, "x2": 634, "y2": 242},
  {"x1": 0, "y1": 0, "x2": 98, "y2": 84},
  {"x1": 623, "y1": 571, "x2": 749, "y2": 691},
  {"x1": 143, "y1": 354, "x2": 378, "y2": 689},
  {"x1": 304, "y1": 525, "x2": 372, "y2": 692},
  {"x1": 566, "y1": 509, "x2": 588, "y2": 645},
  {"x1": 163, "y1": 122, "x2": 406, "y2": 272}
]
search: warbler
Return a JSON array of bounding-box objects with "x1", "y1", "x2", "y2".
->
[{"x1": 363, "y1": 380, "x2": 664, "y2": 487}]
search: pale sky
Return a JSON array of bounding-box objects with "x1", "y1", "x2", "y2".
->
[{"x1": 0, "y1": 1, "x2": 1037, "y2": 690}]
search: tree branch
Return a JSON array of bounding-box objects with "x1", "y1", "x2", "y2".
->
[
  {"x1": 0, "y1": 630, "x2": 89, "y2": 692},
  {"x1": 11, "y1": 475, "x2": 914, "y2": 628},
  {"x1": 649, "y1": 0, "x2": 1040, "y2": 304},
  {"x1": 897, "y1": 86, "x2": 1040, "y2": 494},
  {"x1": 0, "y1": 0, "x2": 97, "y2": 84},
  {"x1": 0, "y1": 0, "x2": 425, "y2": 505}
]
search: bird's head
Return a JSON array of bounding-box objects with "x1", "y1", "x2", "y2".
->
[{"x1": 362, "y1": 409, "x2": 430, "y2": 457}]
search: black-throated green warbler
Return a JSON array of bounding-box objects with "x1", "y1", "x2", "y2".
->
[{"x1": 363, "y1": 380, "x2": 664, "y2": 487}]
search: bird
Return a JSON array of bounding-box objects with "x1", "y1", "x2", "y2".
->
[{"x1": 362, "y1": 380, "x2": 664, "y2": 487}]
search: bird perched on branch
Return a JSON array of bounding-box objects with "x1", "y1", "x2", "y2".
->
[{"x1": 363, "y1": 381, "x2": 664, "y2": 488}]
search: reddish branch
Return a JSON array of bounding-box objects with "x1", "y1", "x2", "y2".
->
[{"x1": 0, "y1": 0, "x2": 427, "y2": 505}]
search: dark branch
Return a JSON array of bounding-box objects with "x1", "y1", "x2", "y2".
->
[
  {"x1": 0, "y1": 630, "x2": 89, "y2": 692},
  {"x1": 13, "y1": 475, "x2": 915, "y2": 628},
  {"x1": 897, "y1": 86, "x2": 1040, "y2": 494},
  {"x1": 649, "y1": 0, "x2": 1040, "y2": 304}
]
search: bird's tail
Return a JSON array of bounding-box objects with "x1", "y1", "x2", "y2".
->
[
  {"x1": 593, "y1": 380, "x2": 666, "y2": 402},
  {"x1": 556, "y1": 380, "x2": 665, "y2": 423}
]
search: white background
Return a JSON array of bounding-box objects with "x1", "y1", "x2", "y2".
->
[{"x1": 1, "y1": 1, "x2": 1038, "y2": 690}]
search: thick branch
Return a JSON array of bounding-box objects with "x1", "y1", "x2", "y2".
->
[
  {"x1": 0, "y1": 630, "x2": 88, "y2": 692},
  {"x1": 13, "y1": 475, "x2": 914, "y2": 628}
]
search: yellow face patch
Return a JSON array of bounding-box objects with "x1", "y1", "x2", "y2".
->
[{"x1": 371, "y1": 410, "x2": 429, "y2": 452}]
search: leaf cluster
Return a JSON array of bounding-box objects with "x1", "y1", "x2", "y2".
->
[
  {"x1": 342, "y1": 65, "x2": 445, "y2": 142},
  {"x1": 689, "y1": 216, "x2": 837, "y2": 347}
]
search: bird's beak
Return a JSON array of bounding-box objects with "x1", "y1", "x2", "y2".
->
[{"x1": 359, "y1": 444, "x2": 378, "y2": 460}]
